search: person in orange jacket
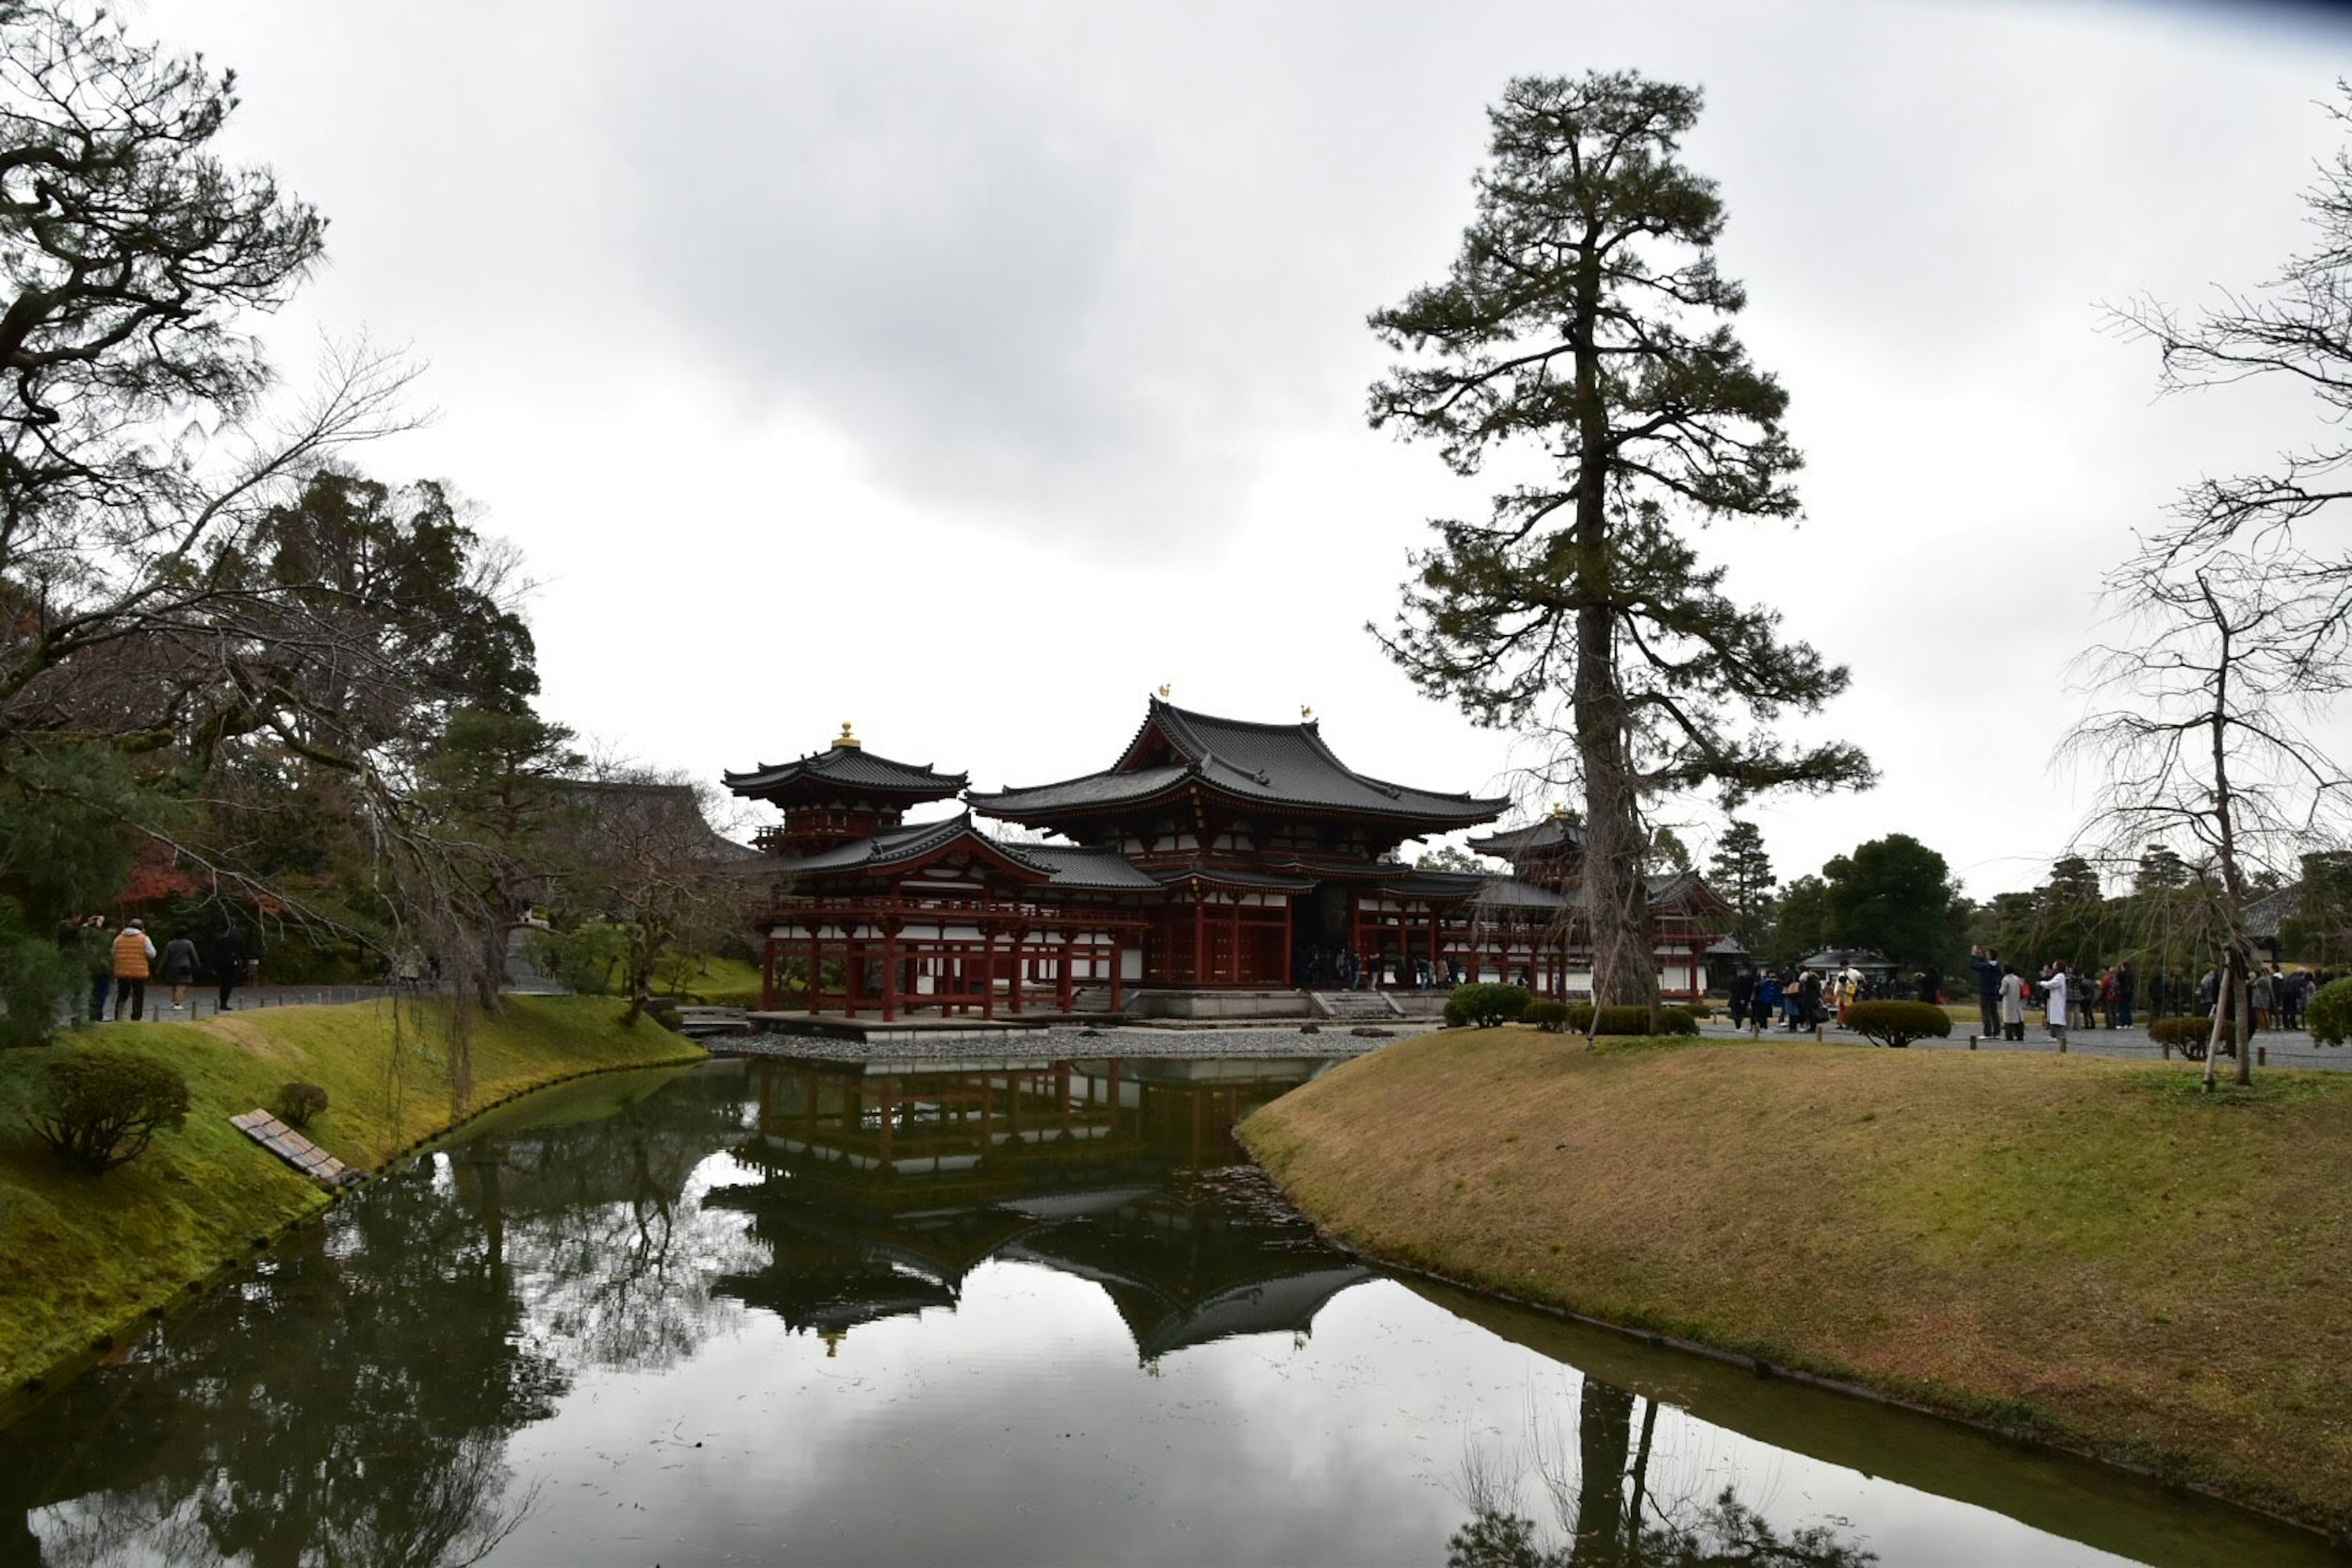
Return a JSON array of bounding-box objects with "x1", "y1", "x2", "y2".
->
[{"x1": 111, "y1": 918, "x2": 157, "y2": 1021}]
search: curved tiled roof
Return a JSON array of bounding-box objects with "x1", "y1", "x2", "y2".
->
[
  {"x1": 970, "y1": 698, "x2": 1509, "y2": 830},
  {"x1": 759, "y1": 816, "x2": 1163, "y2": 894},
  {"x1": 725, "y1": 744, "x2": 967, "y2": 804},
  {"x1": 760, "y1": 813, "x2": 1047, "y2": 882},
  {"x1": 1011, "y1": 843, "x2": 1167, "y2": 892},
  {"x1": 1468, "y1": 815, "x2": 1585, "y2": 858},
  {"x1": 1149, "y1": 860, "x2": 1319, "y2": 893}
]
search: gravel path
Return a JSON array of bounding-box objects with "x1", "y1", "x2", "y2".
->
[{"x1": 1696, "y1": 1017, "x2": 2352, "y2": 1071}]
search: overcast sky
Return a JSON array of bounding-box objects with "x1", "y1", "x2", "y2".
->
[{"x1": 144, "y1": 0, "x2": 2349, "y2": 899}]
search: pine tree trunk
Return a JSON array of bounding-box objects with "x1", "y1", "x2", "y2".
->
[{"x1": 1570, "y1": 246, "x2": 1657, "y2": 1014}]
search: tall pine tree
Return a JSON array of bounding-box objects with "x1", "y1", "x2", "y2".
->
[
  {"x1": 1707, "y1": 819, "x2": 1776, "y2": 944},
  {"x1": 1369, "y1": 73, "x2": 1869, "y2": 1006}
]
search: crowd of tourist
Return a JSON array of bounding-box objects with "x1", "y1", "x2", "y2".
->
[{"x1": 54, "y1": 915, "x2": 254, "y2": 1023}]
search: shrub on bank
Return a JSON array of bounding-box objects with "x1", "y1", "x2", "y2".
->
[
  {"x1": 276, "y1": 1082, "x2": 330, "y2": 1129},
  {"x1": 1566, "y1": 1003, "x2": 1700, "y2": 1036},
  {"x1": 1846, "y1": 1000, "x2": 1952, "y2": 1049},
  {"x1": 25, "y1": 1050, "x2": 190, "y2": 1174},
  {"x1": 1523, "y1": 999, "x2": 1570, "y2": 1032},
  {"x1": 2148, "y1": 1016, "x2": 2211, "y2": 1049},
  {"x1": 1446, "y1": 982, "x2": 1531, "y2": 1028},
  {"x1": 2307, "y1": 978, "x2": 2352, "y2": 1046}
]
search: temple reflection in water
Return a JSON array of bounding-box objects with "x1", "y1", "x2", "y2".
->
[{"x1": 710, "y1": 1055, "x2": 1371, "y2": 1362}]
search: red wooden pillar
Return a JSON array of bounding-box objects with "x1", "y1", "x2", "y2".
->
[
  {"x1": 807, "y1": 927, "x2": 823, "y2": 1015},
  {"x1": 1008, "y1": 926, "x2": 1027, "y2": 1016},
  {"x1": 1281, "y1": 896, "x2": 1295, "y2": 986},
  {"x1": 881, "y1": 922, "x2": 900, "y2": 1022},
  {"x1": 981, "y1": 925, "x2": 997, "y2": 1020},
  {"x1": 1109, "y1": 932, "x2": 1125, "y2": 1010},
  {"x1": 1058, "y1": 935, "x2": 1076, "y2": 1011},
  {"x1": 1227, "y1": 900, "x2": 1242, "y2": 984},
  {"x1": 1428, "y1": 903, "x2": 1441, "y2": 986},
  {"x1": 761, "y1": 936, "x2": 777, "y2": 1010}
]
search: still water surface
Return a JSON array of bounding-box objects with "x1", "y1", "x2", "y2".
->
[{"x1": 0, "y1": 1055, "x2": 2331, "y2": 1566}]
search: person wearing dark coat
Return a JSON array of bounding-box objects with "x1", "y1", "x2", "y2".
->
[
  {"x1": 1970, "y1": 947, "x2": 2002, "y2": 1038},
  {"x1": 209, "y1": 927, "x2": 250, "y2": 1012},
  {"x1": 1727, "y1": 968, "x2": 1755, "y2": 1029},
  {"x1": 2115, "y1": 962, "x2": 2136, "y2": 1029},
  {"x1": 159, "y1": 932, "x2": 200, "y2": 1012}
]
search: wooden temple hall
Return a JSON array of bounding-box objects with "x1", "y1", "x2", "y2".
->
[{"x1": 726, "y1": 698, "x2": 1732, "y2": 1019}]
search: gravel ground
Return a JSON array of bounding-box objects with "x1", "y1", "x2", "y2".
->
[
  {"x1": 710, "y1": 1020, "x2": 1439, "y2": 1062},
  {"x1": 1696, "y1": 1017, "x2": 2352, "y2": 1071}
]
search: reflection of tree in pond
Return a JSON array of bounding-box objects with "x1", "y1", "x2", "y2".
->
[
  {"x1": 459, "y1": 1066, "x2": 758, "y2": 1373},
  {"x1": 1448, "y1": 1379, "x2": 1878, "y2": 1567},
  {"x1": 0, "y1": 1065, "x2": 755, "y2": 1566},
  {"x1": 1, "y1": 1161, "x2": 559, "y2": 1568}
]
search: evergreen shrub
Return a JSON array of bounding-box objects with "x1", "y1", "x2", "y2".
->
[
  {"x1": 1522, "y1": 999, "x2": 1570, "y2": 1032},
  {"x1": 2307, "y1": 978, "x2": 2352, "y2": 1046},
  {"x1": 276, "y1": 1082, "x2": 330, "y2": 1128},
  {"x1": 26, "y1": 1050, "x2": 190, "y2": 1173},
  {"x1": 1449, "y1": 982, "x2": 1530, "y2": 1027},
  {"x1": 2147, "y1": 1016, "x2": 2212, "y2": 1049},
  {"x1": 1845, "y1": 1000, "x2": 1951, "y2": 1048}
]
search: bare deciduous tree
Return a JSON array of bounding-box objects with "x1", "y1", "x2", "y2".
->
[{"x1": 2068, "y1": 546, "x2": 2352, "y2": 1087}]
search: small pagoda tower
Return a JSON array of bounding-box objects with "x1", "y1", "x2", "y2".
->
[
  {"x1": 723, "y1": 723, "x2": 967, "y2": 857},
  {"x1": 1466, "y1": 805, "x2": 1585, "y2": 892}
]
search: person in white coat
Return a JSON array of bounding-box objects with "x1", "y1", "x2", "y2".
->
[
  {"x1": 2042, "y1": 962, "x2": 2070, "y2": 1047},
  {"x1": 1999, "y1": 965, "x2": 2027, "y2": 1042}
]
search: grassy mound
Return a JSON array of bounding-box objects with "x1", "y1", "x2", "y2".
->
[
  {"x1": 1240, "y1": 1027, "x2": 2352, "y2": 1535},
  {"x1": 0, "y1": 995, "x2": 704, "y2": 1396}
]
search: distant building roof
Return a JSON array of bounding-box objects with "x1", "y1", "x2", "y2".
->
[
  {"x1": 551, "y1": 777, "x2": 759, "y2": 862},
  {"x1": 2247, "y1": 882, "x2": 2303, "y2": 940},
  {"x1": 1467, "y1": 815, "x2": 1585, "y2": 859},
  {"x1": 968, "y1": 698, "x2": 1509, "y2": 831}
]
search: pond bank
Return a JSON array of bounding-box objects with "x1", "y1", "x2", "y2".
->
[
  {"x1": 0, "y1": 995, "x2": 705, "y2": 1408},
  {"x1": 1237, "y1": 1027, "x2": 2352, "y2": 1542}
]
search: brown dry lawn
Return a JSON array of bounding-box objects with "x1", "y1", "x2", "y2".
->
[{"x1": 1240, "y1": 1028, "x2": 2352, "y2": 1534}]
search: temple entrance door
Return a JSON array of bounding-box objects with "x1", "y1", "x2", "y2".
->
[{"x1": 1292, "y1": 883, "x2": 1351, "y2": 989}]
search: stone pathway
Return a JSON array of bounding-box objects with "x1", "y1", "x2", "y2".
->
[{"x1": 1697, "y1": 1016, "x2": 2352, "y2": 1071}]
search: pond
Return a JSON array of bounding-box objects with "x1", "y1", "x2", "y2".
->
[{"x1": 0, "y1": 1055, "x2": 2331, "y2": 1566}]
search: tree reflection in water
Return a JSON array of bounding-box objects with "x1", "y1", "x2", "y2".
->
[
  {"x1": 1449, "y1": 1380, "x2": 1879, "y2": 1568},
  {"x1": 0, "y1": 1066, "x2": 750, "y2": 1568}
]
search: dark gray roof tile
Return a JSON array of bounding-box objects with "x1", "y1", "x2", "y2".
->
[{"x1": 971, "y1": 699, "x2": 1508, "y2": 829}]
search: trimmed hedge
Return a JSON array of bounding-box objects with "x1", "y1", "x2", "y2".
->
[
  {"x1": 1446, "y1": 982, "x2": 1531, "y2": 1028},
  {"x1": 1523, "y1": 999, "x2": 1570, "y2": 1032},
  {"x1": 1845, "y1": 1000, "x2": 1952, "y2": 1049},
  {"x1": 1566, "y1": 1003, "x2": 1700, "y2": 1037},
  {"x1": 2147, "y1": 1015, "x2": 2212, "y2": 1048}
]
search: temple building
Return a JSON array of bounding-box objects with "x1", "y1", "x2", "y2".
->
[{"x1": 728, "y1": 698, "x2": 1731, "y2": 1017}]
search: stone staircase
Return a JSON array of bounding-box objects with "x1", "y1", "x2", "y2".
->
[
  {"x1": 1311, "y1": 990, "x2": 1405, "y2": 1021},
  {"x1": 1068, "y1": 985, "x2": 1120, "y2": 1015}
]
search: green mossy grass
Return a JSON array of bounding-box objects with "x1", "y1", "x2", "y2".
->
[
  {"x1": 0, "y1": 994, "x2": 704, "y2": 1397},
  {"x1": 1240, "y1": 1026, "x2": 2352, "y2": 1536}
]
